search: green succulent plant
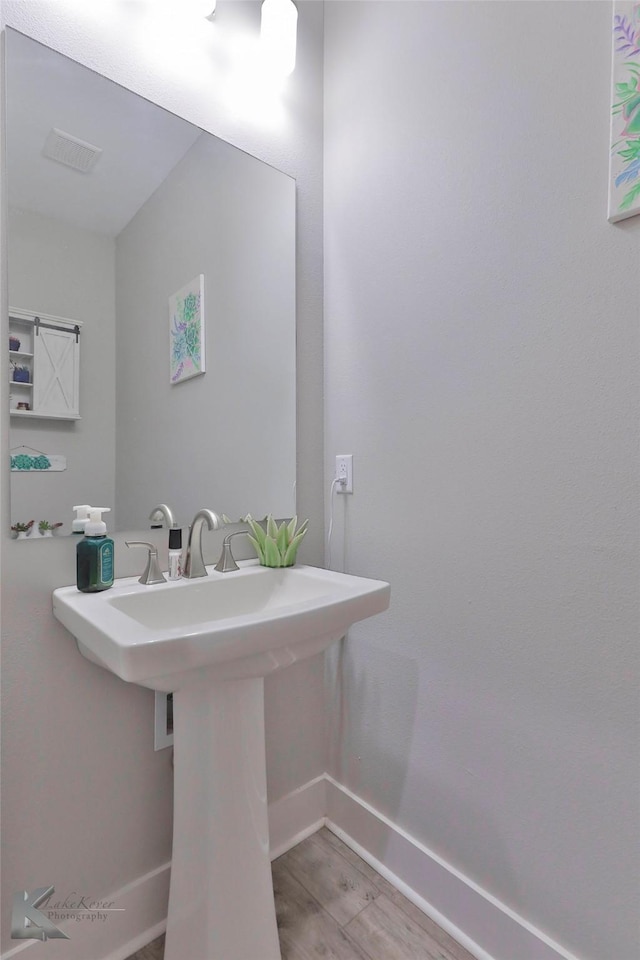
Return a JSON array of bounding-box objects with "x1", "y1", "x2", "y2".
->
[
  {"x1": 245, "y1": 514, "x2": 308, "y2": 568},
  {"x1": 11, "y1": 520, "x2": 34, "y2": 533},
  {"x1": 38, "y1": 520, "x2": 63, "y2": 532}
]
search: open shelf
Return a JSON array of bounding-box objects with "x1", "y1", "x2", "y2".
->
[{"x1": 10, "y1": 408, "x2": 81, "y2": 421}]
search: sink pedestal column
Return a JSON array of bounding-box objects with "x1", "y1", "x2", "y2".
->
[{"x1": 164, "y1": 676, "x2": 281, "y2": 960}]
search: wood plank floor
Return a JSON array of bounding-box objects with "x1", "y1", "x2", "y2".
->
[{"x1": 127, "y1": 827, "x2": 477, "y2": 960}]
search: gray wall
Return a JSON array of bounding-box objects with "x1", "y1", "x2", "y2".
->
[
  {"x1": 115, "y1": 132, "x2": 296, "y2": 528},
  {"x1": 324, "y1": 4, "x2": 639, "y2": 960},
  {"x1": 8, "y1": 207, "x2": 116, "y2": 528}
]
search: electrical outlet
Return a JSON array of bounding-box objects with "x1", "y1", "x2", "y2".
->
[{"x1": 335, "y1": 454, "x2": 353, "y2": 493}]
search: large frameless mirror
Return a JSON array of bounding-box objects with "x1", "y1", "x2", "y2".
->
[{"x1": 6, "y1": 28, "x2": 296, "y2": 536}]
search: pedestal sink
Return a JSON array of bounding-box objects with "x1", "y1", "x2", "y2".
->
[{"x1": 53, "y1": 560, "x2": 390, "y2": 960}]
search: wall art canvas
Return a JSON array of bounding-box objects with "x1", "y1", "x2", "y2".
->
[
  {"x1": 609, "y1": 2, "x2": 640, "y2": 221},
  {"x1": 10, "y1": 448, "x2": 66, "y2": 472},
  {"x1": 169, "y1": 274, "x2": 205, "y2": 384}
]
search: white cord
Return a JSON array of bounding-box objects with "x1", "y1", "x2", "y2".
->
[{"x1": 327, "y1": 476, "x2": 346, "y2": 570}]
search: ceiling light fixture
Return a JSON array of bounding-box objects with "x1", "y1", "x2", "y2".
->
[{"x1": 260, "y1": 0, "x2": 297, "y2": 77}]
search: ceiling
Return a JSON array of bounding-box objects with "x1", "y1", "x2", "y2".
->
[{"x1": 6, "y1": 29, "x2": 203, "y2": 237}]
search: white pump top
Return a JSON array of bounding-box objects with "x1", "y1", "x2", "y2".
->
[
  {"x1": 72, "y1": 504, "x2": 92, "y2": 534},
  {"x1": 85, "y1": 507, "x2": 111, "y2": 537}
]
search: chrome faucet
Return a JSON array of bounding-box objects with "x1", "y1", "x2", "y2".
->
[
  {"x1": 183, "y1": 509, "x2": 221, "y2": 579},
  {"x1": 149, "y1": 503, "x2": 176, "y2": 528}
]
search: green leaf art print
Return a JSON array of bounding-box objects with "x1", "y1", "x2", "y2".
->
[
  {"x1": 170, "y1": 274, "x2": 205, "y2": 384},
  {"x1": 609, "y1": 3, "x2": 640, "y2": 221}
]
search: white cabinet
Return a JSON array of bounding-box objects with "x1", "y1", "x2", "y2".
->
[{"x1": 9, "y1": 308, "x2": 82, "y2": 420}]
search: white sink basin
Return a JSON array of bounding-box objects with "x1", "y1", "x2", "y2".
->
[
  {"x1": 53, "y1": 560, "x2": 390, "y2": 690},
  {"x1": 53, "y1": 559, "x2": 390, "y2": 960}
]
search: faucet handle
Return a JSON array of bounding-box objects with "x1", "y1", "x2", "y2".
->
[
  {"x1": 214, "y1": 531, "x2": 248, "y2": 573},
  {"x1": 126, "y1": 541, "x2": 167, "y2": 585}
]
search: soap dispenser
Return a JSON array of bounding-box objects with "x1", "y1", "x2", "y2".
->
[
  {"x1": 72, "y1": 504, "x2": 92, "y2": 535},
  {"x1": 76, "y1": 507, "x2": 114, "y2": 593}
]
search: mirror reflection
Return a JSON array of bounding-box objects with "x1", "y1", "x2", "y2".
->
[{"x1": 6, "y1": 29, "x2": 296, "y2": 536}]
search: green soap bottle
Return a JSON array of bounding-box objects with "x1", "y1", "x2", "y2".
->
[{"x1": 77, "y1": 507, "x2": 114, "y2": 593}]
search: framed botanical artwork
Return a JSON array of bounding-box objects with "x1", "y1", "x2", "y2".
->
[
  {"x1": 609, "y1": 2, "x2": 640, "y2": 222},
  {"x1": 169, "y1": 274, "x2": 205, "y2": 384}
]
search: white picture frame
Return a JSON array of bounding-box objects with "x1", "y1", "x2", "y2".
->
[
  {"x1": 608, "y1": 2, "x2": 640, "y2": 222},
  {"x1": 169, "y1": 274, "x2": 205, "y2": 384}
]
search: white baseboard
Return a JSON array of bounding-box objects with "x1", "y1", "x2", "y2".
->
[
  {"x1": 2, "y1": 774, "x2": 582, "y2": 960},
  {"x1": 324, "y1": 775, "x2": 582, "y2": 960},
  {"x1": 268, "y1": 774, "x2": 328, "y2": 860},
  {"x1": 100, "y1": 917, "x2": 167, "y2": 960}
]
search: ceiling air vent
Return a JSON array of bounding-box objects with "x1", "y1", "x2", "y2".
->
[{"x1": 42, "y1": 128, "x2": 103, "y2": 173}]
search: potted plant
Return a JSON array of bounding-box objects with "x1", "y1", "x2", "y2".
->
[
  {"x1": 37, "y1": 520, "x2": 63, "y2": 538},
  {"x1": 245, "y1": 514, "x2": 308, "y2": 567},
  {"x1": 11, "y1": 364, "x2": 30, "y2": 383},
  {"x1": 9, "y1": 336, "x2": 21, "y2": 351},
  {"x1": 11, "y1": 520, "x2": 34, "y2": 540}
]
